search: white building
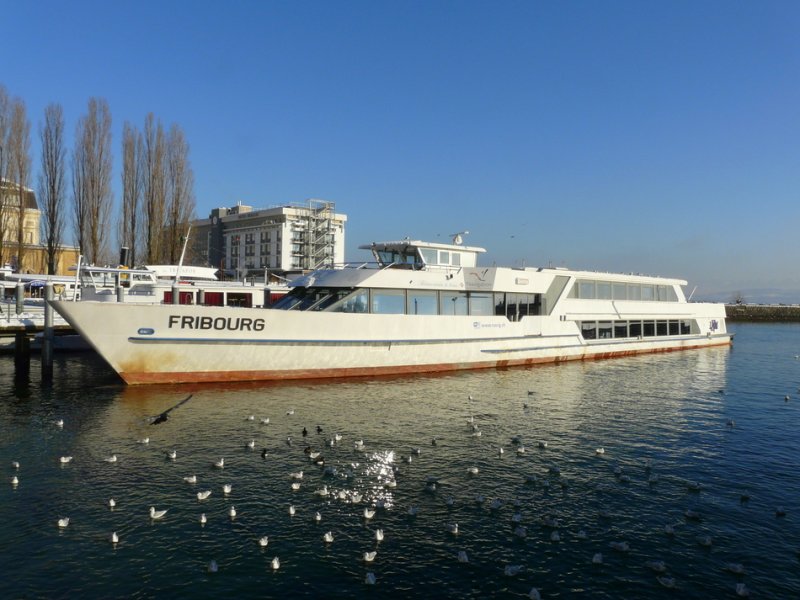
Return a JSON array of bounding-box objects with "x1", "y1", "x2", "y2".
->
[{"x1": 191, "y1": 199, "x2": 346, "y2": 278}]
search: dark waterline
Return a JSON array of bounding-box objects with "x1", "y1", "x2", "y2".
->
[{"x1": 1, "y1": 323, "x2": 799, "y2": 598}]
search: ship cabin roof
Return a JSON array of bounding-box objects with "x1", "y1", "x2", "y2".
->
[{"x1": 358, "y1": 240, "x2": 486, "y2": 270}]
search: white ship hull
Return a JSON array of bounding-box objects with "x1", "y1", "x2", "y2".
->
[{"x1": 51, "y1": 299, "x2": 730, "y2": 385}]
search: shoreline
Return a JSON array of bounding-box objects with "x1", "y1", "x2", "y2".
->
[{"x1": 725, "y1": 304, "x2": 800, "y2": 322}]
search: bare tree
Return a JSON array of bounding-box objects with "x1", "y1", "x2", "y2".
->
[
  {"x1": 164, "y1": 124, "x2": 195, "y2": 263},
  {"x1": 9, "y1": 97, "x2": 31, "y2": 271},
  {"x1": 141, "y1": 113, "x2": 166, "y2": 263},
  {"x1": 120, "y1": 121, "x2": 142, "y2": 266},
  {"x1": 39, "y1": 103, "x2": 66, "y2": 274},
  {"x1": 0, "y1": 85, "x2": 10, "y2": 266},
  {"x1": 73, "y1": 98, "x2": 113, "y2": 264}
]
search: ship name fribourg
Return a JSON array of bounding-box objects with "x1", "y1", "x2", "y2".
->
[{"x1": 168, "y1": 315, "x2": 266, "y2": 332}]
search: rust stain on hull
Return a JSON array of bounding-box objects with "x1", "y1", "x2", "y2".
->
[{"x1": 119, "y1": 339, "x2": 732, "y2": 385}]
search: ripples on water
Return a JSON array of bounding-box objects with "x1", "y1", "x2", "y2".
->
[{"x1": 1, "y1": 323, "x2": 799, "y2": 598}]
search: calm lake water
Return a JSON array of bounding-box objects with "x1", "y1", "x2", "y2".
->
[{"x1": 1, "y1": 322, "x2": 799, "y2": 599}]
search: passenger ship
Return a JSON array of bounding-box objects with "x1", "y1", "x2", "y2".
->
[{"x1": 50, "y1": 238, "x2": 731, "y2": 385}]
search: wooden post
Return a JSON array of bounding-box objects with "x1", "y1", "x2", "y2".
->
[
  {"x1": 42, "y1": 282, "x2": 54, "y2": 378},
  {"x1": 15, "y1": 282, "x2": 24, "y2": 314},
  {"x1": 14, "y1": 331, "x2": 30, "y2": 377}
]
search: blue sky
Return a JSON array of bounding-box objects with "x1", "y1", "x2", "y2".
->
[{"x1": 3, "y1": 1, "x2": 799, "y2": 300}]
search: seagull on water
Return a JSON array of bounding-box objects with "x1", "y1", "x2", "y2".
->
[
  {"x1": 11, "y1": 460, "x2": 19, "y2": 469},
  {"x1": 375, "y1": 528, "x2": 384, "y2": 542},
  {"x1": 223, "y1": 484, "x2": 232, "y2": 495},
  {"x1": 59, "y1": 456, "x2": 73, "y2": 464},
  {"x1": 504, "y1": 564, "x2": 524, "y2": 576},
  {"x1": 735, "y1": 583, "x2": 750, "y2": 597},
  {"x1": 104, "y1": 454, "x2": 118, "y2": 463},
  {"x1": 364, "y1": 508, "x2": 375, "y2": 520},
  {"x1": 595, "y1": 447, "x2": 605, "y2": 455},
  {"x1": 646, "y1": 560, "x2": 667, "y2": 573},
  {"x1": 260, "y1": 417, "x2": 270, "y2": 425},
  {"x1": 289, "y1": 505, "x2": 296, "y2": 516},
  {"x1": 108, "y1": 498, "x2": 116, "y2": 508},
  {"x1": 166, "y1": 450, "x2": 177, "y2": 460},
  {"x1": 364, "y1": 550, "x2": 377, "y2": 562},
  {"x1": 457, "y1": 550, "x2": 469, "y2": 563},
  {"x1": 259, "y1": 536, "x2": 269, "y2": 547},
  {"x1": 55, "y1": 418, "x2": 64, "y2": 428},
  {"x1": 228, "y1": 506, "x2": 236, "y2": 519},
  {"x1": 514, "y1": 526, "x2": 527, "y2": 538},
  {"x1": 58, "y1": 517, "x2": 69, "y2": 528},
  {"x1": 110, "y1": 531, "x2": 119, "y2": 544},
  {"x1": 137, "y1": 437, "x2": 149, "y2": 444},
  {"x1": 538, "y1": 441, "x2": 547, "y2": 449},
  {"x1": 725, "y1": 563, "x2": 746, "y2": 574},
  {"x1": 468, "y1": 466, "x2": 479, "y2": 476},
  {"x1": 550, "y1": 531, "x2": 561, "y2": 542},
  {"x1": 657, "y1": 576, "x2": 676, "y2": 589},
  {"x1": 529, "y1": 588, "x2": 541, "y2": 600},
  {"x1": 11, "y1": 475, "x2": 19, "y2": 486},
  {"x1": 592, "y1": 553, "x2": 603, "y2": 564},
  {"x1": 314, "y1": 511, "x2": 322, "y2": 523},
  {"x1": 246, "y1": 440, "x2": 255, "y2": 449},
  {"x1": 245, "y1": 415, "x2": 255, "y2": 421},
  {"x1": 365, "y1": 572, "x2": 376, "y2": 585},
  {"x1": 197, "y1": 490, "x2": 212, "y2": 500},
  {"x1": 213, "y1": 458, "x2": 224, "y2": 469},
  {"x1": 200, "y1": 513, "x2": 207, "y2": 524},
  {"x1": 576, "y1": 529, "x2": 588, "y2": 539},
  {"x1": 448, "y1": 523, "x2": 459, "y2": 535},
  {"x1": 290, "y1": 470, "x2": 304, "y2": 480},
  {"x1": 149, "y1": 506, "x2": 167, "y2": 520},
  {"x1": 184, "y1": 475, "x2": 197, "y2": 484},
  {"x1": 323, "y1": 531, "x2": 334, "y2": 543},
  {"x1": 208, "y1": 560, "x2": 218, "y2": 573},
  {"x1": 291, "y1": 482, "x2": 301, "y2": 491},
  {"x1": 287, "y1": 409, "x2": 295, "y2": 415},
  {"x1": 271, "y1": 556, "x2": 280, "y2": 570}
]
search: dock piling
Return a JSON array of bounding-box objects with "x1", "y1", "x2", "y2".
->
[
  {"x1": 15, "y1": 282, "x2": 24, "y2": 314},
  {"x1": 42, "y1": 282, "x2": 54, "y2": 377}
]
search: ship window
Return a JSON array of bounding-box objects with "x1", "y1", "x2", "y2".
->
[
  {"x1": 668, "y1": 320, "x2": 679, "y2": 335},
  {"x1": 451, "y1": 253, "x2": 461, "y2": 267},
  {"x1": 613, "y1": 283, "x2": 627, "y2": 300},
  {"x1": 681, "y1": 320, "x2": 692, "y2": 334},
  {"x1": 597, "y1": 283, "x2": 612, "y2": 300},
  {"x1": 329, "y1": 289, "x2": 368, "y2": 313},
  {"x1": 641, "y1": 285, "x2": 655, "y2": 301},
  {"x1": 598, "y1": 321, "x2": 613, "y2": 339},
  {"x1": 579, "y1": 281, "x2": 595, "y2": 299},
  {"x1": 439, "y1": 251, "x2": 450, "y2": 265},
  {"x1": 614, "y1": 322, "x2": 628, "y2": 338},
  {"x1": 494, "y1": 293, "x2": 507, "y2": 316},
  {"x1": 370, "y1": 289, "x2": 405, "y2": 314},
  {"x1": 440, "y1": 291, "x2": 468, "y2": 315},
  {"x1": 629, "y1": 321, "x2": 642, "y2": 337},
  {"x1": 643, "y1": 321, "x2": 656, "y2": 336},
  {"x1": 468, "y1": 292, "x2": 493, "y2": 316},
  {"x1": 656, "y1": 320, "x2": 668, "y2": 336},
  {"x1": 407, "y1": 291, "x2": 438, "y2": 315},
  {"x1": 628, "y1": 285, "x2": 641, "y2": 301},
  {"x1": 419, "y1": 248, "x2": 437, "y2": 265},
  {"x1": 581, "y1": 321, "x2": 597, "y2": 340}
]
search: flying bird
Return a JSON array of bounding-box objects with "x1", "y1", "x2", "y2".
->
[{"x1": 150, "y1": 394, "x2": 194, "y2": 425}]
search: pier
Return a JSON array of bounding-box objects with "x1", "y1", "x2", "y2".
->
[
  {"x1": 0, "y1": 282, "x2": 75, "y2": 378},
  {"x1": 725, "y1": 304, "x2": 800, "y2": 322}
]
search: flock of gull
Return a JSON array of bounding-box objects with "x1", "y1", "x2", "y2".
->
[{"x1": 7, "y1": 389, "x2": 797, "y2": 598}]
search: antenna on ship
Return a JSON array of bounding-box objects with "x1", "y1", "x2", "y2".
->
[
  {"x1": 175, "y1": 226, "x2": 192, "y2": 283},
  {"x1": 450, "y1": 230, "x2": 469, "y2": 245}
]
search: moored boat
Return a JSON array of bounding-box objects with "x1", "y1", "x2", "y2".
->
[{"x1": 50, "y1": 237, "x2": 731, "y2": 385}]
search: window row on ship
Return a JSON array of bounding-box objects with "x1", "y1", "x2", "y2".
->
[
  {"x1": 568, "y1": 279, "x2": 679, "y2": 302},
  {"x1": 580, "y1": 319, "x2": 696, "y2": 340},
  {"x1": 273, "y1": 287, "x2": 547, "y2": 321}
]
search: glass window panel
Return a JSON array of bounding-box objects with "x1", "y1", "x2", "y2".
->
[
  {"x1": 628, "y1": 284, "x2": 641, "y2": 301},
  {"x1": 579, "y1": 281, "x2": 595, "y2": 299},
  {"x1": 668, "y1": 320, "x2": 679, "y2": 335},
  {"x1": 629, "y1": 321, "x2": 642, "y2": 337},
  {"x1": 614, "y1": 321, "x2": 628, "y2": 338},
  {"x1": 439, "y1": 251, "x2": 450, "y2": 265},
  {"x1": 407, "y1": 291, "x2": 438, "y2": 315},
  {"x1": 656, "y1": 320, "x2": 668, "y2": 336},
  {"x1": 419, "y1": 248, "x2": 436, "y2": 265},
  {"x1": 643, "y1": 321, "x2": 656, "y2": 336},
  {"x1": 681, "y1": 320, "x2": 692, "y2": 334},
  {"x1": 641, "y1": 285, "x2": 655, "y2": 301},
  {"x1": 581, "y1": 321, "x2": 597, "y2": 340},
  {"x1": 440, "y1": 291, "x2": 468, "y2": 315},
  {"x1": 469, "y1": 293, "x2": 493, "y2": 316},
  {"x1": 613, "y1": 283, "x2": 627, "y2": 300},
  {"x1": 371, "y1": 289, "x2": 406, "y2": 314},
  {"x1": 597, "y1": 283, "x2": 612, "y2": 299},
  {"x1": 331, "y1": 289, "x2": 368, "y2": 313},
  {"x1": 598, "y1": 321, "x2": 613, "y2": 339},
  {"x1": 451, "y1": 253, "x2": 461, "y2": 266},
  {"x1": 494, "y1": 293, "x2": 506, "y2": 316}
]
